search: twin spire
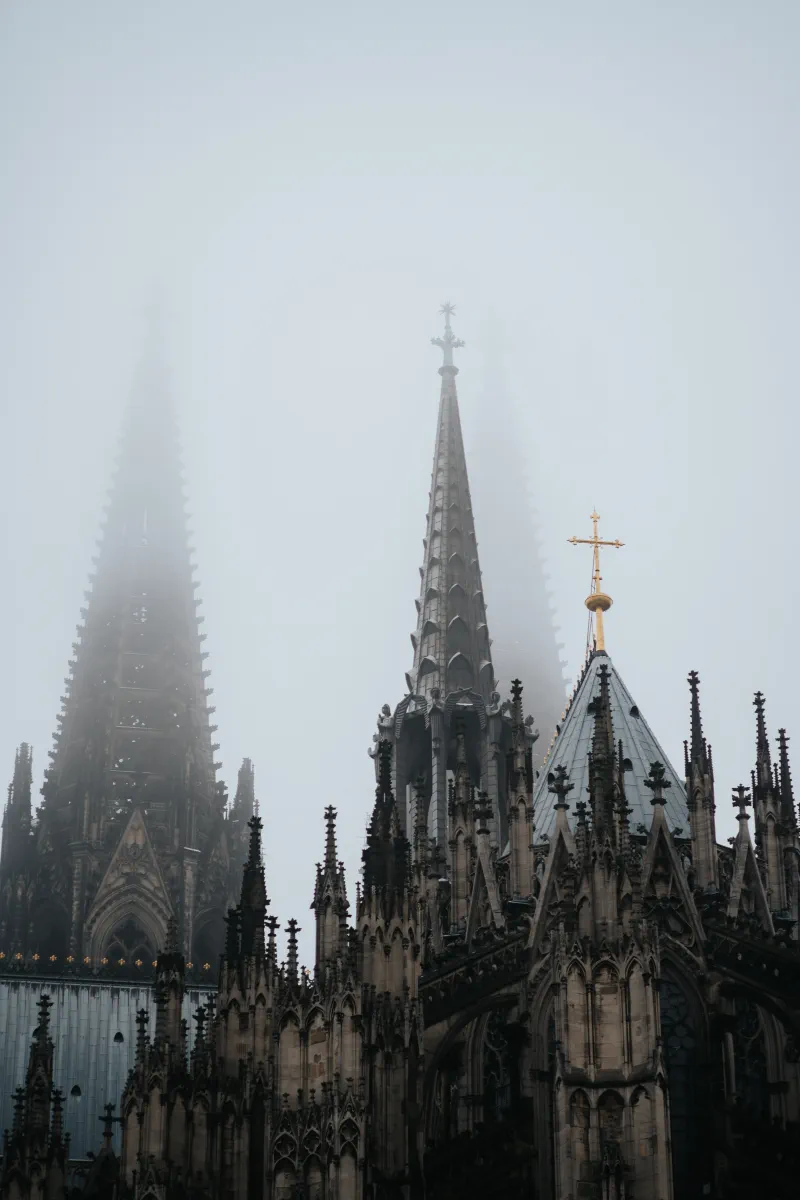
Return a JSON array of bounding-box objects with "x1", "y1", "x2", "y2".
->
[{"x1": 409, "y1": 305, "x2": 495, "y2": 703}]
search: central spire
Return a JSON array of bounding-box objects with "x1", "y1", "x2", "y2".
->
[
  {"x1": 409, "y1": 305, "x2": 495, "y2": 703},
  {"x1": 380, "y1": 305, "x2": 515, "y2": 857}
]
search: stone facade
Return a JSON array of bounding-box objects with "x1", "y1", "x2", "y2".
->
[{"x1": 2, "y1": 312, "x2": 799, "y2": 1199}]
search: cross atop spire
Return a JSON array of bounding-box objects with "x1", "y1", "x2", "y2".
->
[
  {"x1": 568, "y1": 510, "x2": 624, "y2": 653},
  {"x1": 431, "y1": 302, "x2": 465, "y2": 371},
  {"x1": 732, "y1": 784, "x2": 752, "y2": 822}
]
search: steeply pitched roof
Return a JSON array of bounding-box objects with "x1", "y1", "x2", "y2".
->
[{"x1": 532, "y1": 650, "x2": 688, "y2": 840}]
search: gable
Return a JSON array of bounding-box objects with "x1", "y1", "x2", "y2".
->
[{"x1": 84, "y1": 808, "x2": 174, "y2": 957}]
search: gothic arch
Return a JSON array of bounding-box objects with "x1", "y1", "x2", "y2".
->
[
  {"x1": 659, "y1": 960, "x2": 712, "y2": 1200},
  {"x1": 86, "y1": 896, "x2": 168, "y2": 961}
]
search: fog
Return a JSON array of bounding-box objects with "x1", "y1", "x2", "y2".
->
[{"x1": 2, "y1": 2, "x2": 798, "y2": 963}]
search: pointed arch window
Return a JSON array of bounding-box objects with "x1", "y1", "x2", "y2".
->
[
  {"x1": 104, "y1": 918, "x2": 154, "y2": 965},
  {"x1": 732, "y1": 998, "x2": 769, "y2": 1119},
  {"x1": 661, "y1": 970, "x2": 712, "y2": 1198},
  {"x1": 482, "y1": 1009, "x2": 512, "y2": 1123}
]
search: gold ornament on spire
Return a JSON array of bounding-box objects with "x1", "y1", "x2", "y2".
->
[{"x1": 568, "y1": 510, "x2": 623, "y2": 653}]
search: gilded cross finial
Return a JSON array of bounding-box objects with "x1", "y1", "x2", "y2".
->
[
  {"x1": 431, "y1": 302, "x2": 464, "y2": 370},
  {"x1": 568, "y1": 510, "x2": 624, "y2": 652}
]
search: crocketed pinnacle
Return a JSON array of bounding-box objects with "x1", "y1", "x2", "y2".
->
[
  {"x1": 286, "y1": 918, "x2": 300, "y2": 983},
  {"x1": 409, "y1": 306, "x2": 494, "y2": 703},
  {"x1": 588, "y1": 663, "x2": 615, "y2": 835},
  {"x1": 1, "y1": 743, "x2": 33, "y2": 870},
  {"x1": 777, "y1": 729, "x2": 797, "y2": 828},
  {"x1": 362, "y1": 740, "x2": 411, "y2": 895},
  {"x1": 754, "y1": 692, "x2": 772, "y2": 782},
  {"x1": 686, "y1": 671, "x2": 710, "y2": 773},
  {"x1": 324, "y1": 805, "x2": 338, "y2": 870},
  {"x1": 239, "y1": 814, "x2": 268, "y2": 958}
]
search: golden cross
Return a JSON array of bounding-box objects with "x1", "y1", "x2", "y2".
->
[{"x1": 567, "y1": 510, "x2": 623, "y2": 652}]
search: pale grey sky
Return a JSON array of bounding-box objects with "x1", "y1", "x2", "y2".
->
[{"x1": 2, "y1": 1, "x2": 798, "y2": 962}]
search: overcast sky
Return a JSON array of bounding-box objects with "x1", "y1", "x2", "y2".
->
[{"x1": 2, "y1": 2, "x2": 798, "y2": 964}]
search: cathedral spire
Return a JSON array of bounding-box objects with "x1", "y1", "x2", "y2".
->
[
  {"x1": 410, "y1": 304, "x2": 495, "y2": 706},
  {"x1": 24, "y1": 340, "x2": 240, "y2": 965}
]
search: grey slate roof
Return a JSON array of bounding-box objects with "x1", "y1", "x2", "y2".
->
[
  {"x1": 0, "y1": 977, "x2": 213, "y2": 1155},
  {"x1": 532, "y1": 650, "x2": 688, "y2": 841}
]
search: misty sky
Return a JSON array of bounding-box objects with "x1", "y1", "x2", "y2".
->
[{"x1": 2, "y1": 2, "x2": 799, "y2": 964}]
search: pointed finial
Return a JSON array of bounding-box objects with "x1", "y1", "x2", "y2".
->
[
  {"x1": 590, "y1": 664, "x2": 614, "y2": 762},
  {"x1": 568, "y1": 511, "x2": 623, "y2": 653},
  {"x1": 99, "y1": 1103, "x2": 118, "y2": 1151},
  {"x1": 548, "y1": 764, "x2": 574, "y2": 811},
  {"x1": 246, "y1": 813, "x2": 263, "y2": 868},
  {"x1": 732, "y1": 784, "x2": 751, "y2": 822},
  {"x1": 324, "y1": 806, "x2": 338, "y2": 869},
  {"x1": 644, "y1": 761, "x2": 671, "y2": 806},
  {"x1": 754, "y1": 692, "x2": 771, "y2": 772},
  {"x1": 286, "y1": 919, "x2": 300, "y2": 981},
  {"x1": 431, "y1": 303, "x2": 465, "y2": 371},
  {"x1": 35, "y1": 993, "x2": 53, "y2": 1040},
  {"x1": 266, "y1": 914, "x2": 280, "y2": 967},
  {"x1": 777, "y1": 729, "x2": 797, "y2": 828},
  {"x1": 687, "y1": 671, "x2": 706, "y2": 766}
]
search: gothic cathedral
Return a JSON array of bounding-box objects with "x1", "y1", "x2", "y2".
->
[{"x1": 1, "y1": 310, "x2": 799, "y2": 1199}]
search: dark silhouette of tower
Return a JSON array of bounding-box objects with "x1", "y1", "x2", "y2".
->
[{"x1": 0, "y1": 352, "x2": 249, "y2": 968}]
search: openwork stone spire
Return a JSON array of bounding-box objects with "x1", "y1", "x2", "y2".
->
[
  {"x1": 10, "y1": 343, "x2": 246, "y2": 969},
  {"x1": 410, "y1": 304, "x2": 494, "y2": 703}
]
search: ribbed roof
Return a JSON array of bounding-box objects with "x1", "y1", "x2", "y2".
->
[{"x1": 532, "y1": 650, "x2": 688, "y2": 840}]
